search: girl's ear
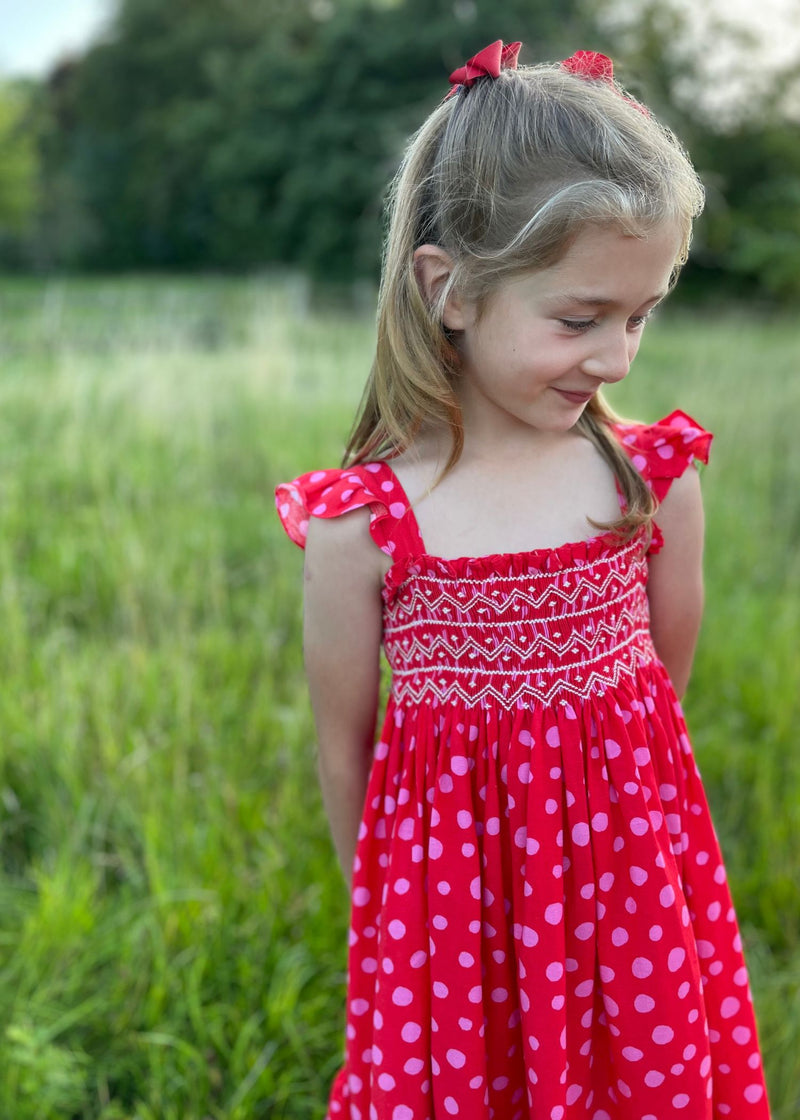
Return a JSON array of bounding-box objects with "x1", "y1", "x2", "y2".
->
[{"x1": 413, "y1": 245, "x2": 472, "y2": 331}]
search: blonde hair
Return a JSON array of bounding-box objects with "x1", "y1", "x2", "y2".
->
[{"x1": 345, "y1": 58, "x2": 705, "y2": 538}]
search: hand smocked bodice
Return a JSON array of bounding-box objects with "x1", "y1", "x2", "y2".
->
[{"x1": 382, "y1": 533, "x2": 656, "y2": 708}]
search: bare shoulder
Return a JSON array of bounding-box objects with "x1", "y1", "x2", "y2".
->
[
  {"x1": 647, "y1": 465, "x2": 705, "y2": 698},
  {"x1": 303, "y1": 509, "x2": 385, "y2": 692},
  {"x1": 649, "y1": 465, "x2": 705, "y2": 590},
  {"x1": 653, "y1": 465, "x2": 704, "y2": 544},
  {"x1": 304, "y1": 506, "x2": 388, "y2": 590}
]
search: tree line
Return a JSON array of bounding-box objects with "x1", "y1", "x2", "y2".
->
[{"x1": 0, "y1": 0, "x2": 798, "y2": 302}]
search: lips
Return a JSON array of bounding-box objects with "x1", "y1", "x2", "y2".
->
[{"x1": 554, "y1": 388, "x2": 596, "y2": 404}]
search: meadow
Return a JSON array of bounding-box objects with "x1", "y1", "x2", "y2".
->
[{"x1": 0, "y1": 275, "x2": 797, "y2": 1119}]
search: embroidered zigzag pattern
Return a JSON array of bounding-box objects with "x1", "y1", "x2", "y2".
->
[
  {"x1": 391, "y1": 561, "x2": 644, "y2": 623},
  {"x1": 387, "y1": 582, "x2": 640, "y2": 634},
  {"x1": 391, "y1": 644, "x2": 653, "y2": 707},
  {"x1": 390, "y1": 607, "x2": 648, "y2": 669},
  {"x1": 384, "y1": 551, "x2": 653, "y2": 707}
]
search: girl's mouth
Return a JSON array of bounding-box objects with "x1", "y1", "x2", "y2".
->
[{"x1": 554, "y1": 388, "x2": 595, "y2": 404}]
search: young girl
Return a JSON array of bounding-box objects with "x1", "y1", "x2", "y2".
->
[{"x1": 276, "y1": 41, "x2": 770, "y2": 1120}]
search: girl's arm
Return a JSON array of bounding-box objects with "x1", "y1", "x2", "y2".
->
[
  {"x1": 303, "y1": 510, "x2": 384, "y2": 889},
  {"x1": 647, "y1": 466, "x2": 706, "y2": 699}
]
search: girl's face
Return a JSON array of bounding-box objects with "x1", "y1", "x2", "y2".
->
[{"x1": 448, "y1": 223, "x2": 684, "y2": 439}]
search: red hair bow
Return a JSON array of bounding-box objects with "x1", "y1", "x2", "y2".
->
[
  {"x1": 561, "y1": 49, "x2": 650, "y2": 115},
  {"x1": 561, "y1": 50, "x2": 614, "y2": 83},
  {"x1": 447, "y1": 39, "x2": 521, "y2": 99}
]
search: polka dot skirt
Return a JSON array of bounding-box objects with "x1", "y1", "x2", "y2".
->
[{"x1": 276, "y1": 412, "x2": 770, "y2": 1119}]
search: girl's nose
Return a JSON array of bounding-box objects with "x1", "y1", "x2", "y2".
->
[{"x1": 582, "y1": 330, "x2": 633, "y2": 383}]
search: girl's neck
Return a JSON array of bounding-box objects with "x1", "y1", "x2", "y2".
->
[
  {"x1": 409, "y1": 417, "x2": 583, "y2": 474},
  {"x1": 388, "y1": 422, "x2": 619, "y2": 561}
]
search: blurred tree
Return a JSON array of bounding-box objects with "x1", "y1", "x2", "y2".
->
[
  {"x1": 593, "y1": 0, "x2": 800, "y2": 303},
  {"x1": 32, "y1": 60, "x2": 103, "y2": 270},
  {"x1": 18, "y1": 0, "x2": 800, "y2": 300},
  {"x1": 262, "y1": 0, "x2": 588, "y2": 278},
  {"x1": 698, "y1": 122, "x2": 800, "y2": 302},
  {"x1": 0, "y1": 82, "x2": 39, "y2": 262},
  {"x1": 34, "y1": 0, "x2": 588, "y2": 275},
  {"x1": 37, "y1": 0, "x2": 315, "y2": 269}
]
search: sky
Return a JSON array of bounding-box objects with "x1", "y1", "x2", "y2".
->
[
  {"x1": 673, "y1": 0, "x2": 800, "y2": 71},
  {"x1": 0, "y1": 0, "x2": 113, "y2": 77},
  {"x1": 603, "y1": 0, "x2": 800, "y2": 120},
  {"x1": 1, "y1": 0, "x2": 799, "y2": 81}
]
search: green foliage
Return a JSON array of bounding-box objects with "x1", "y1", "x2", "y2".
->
[
  {"x1": 700, "y1": 125, "x2": 800, "y2": 301},
  {"x1": 32, "y1": 0, "x2": 587, "y2": 275},
  {"x1": 592, "y1": 0, "x2": 800, "y2": 304},
  {"x1": 0, "y1": 275, "x2": 797, "y2": 1116},
  {"x1": 37, "y1": 0, "x2": 310, "y2": 269},
  {"x1": 256, "y1": 0, "x2": 586, "y2": 278},
  {"x1": 5, "y1": 0, "x2": 800, "y2": 299},
  {"x1": 0, "y1": 82, "x2": 39, "y2": 237}
]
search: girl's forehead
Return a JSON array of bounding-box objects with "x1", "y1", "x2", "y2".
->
[
  {"x1": 512, "y1": 223, "x2": 684, "y2": 301},
  {"x1": 561, "y1": 221, "x2": 682, "y2": 265}
]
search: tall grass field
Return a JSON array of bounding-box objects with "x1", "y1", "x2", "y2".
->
[{"x1": 0, "y1": 276, "x2": 797, "y2": 1119}]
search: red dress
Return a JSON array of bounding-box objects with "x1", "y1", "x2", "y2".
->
[{"x1": 276, "y1": 411, "x2": 770, "y2": 1120}]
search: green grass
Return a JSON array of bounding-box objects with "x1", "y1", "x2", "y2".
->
[{"x1": 0, "y1": 276, "x2": 797, "y2": 1118}]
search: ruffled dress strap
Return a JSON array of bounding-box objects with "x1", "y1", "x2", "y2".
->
[
  {"x1": 275, "y1": 461, "x2": 425, "y2": 560},
  {"x1": 614, "y1": 409, "x2": 713, "y2": 503}
]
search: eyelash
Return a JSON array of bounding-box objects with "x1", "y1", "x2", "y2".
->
[{"x1": 559, "y1": 312, "x2": 654, "y2": 332}]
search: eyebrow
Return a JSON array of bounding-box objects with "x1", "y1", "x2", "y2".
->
[{"x1": 550, "y1": 291, "x2": 668, "y2": 307}]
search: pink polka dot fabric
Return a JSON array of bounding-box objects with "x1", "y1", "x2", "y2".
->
[
  {"x1": 615, "y1": 410, "x2": 713, "y2": 507},
  {"x1": 275, "y1": 411, "x2": 770, "y2": 1120}
]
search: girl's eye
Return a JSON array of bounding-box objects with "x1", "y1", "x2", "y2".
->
[
  {"x1": 630, "y1": 305, "x2": 661, "y2": 328},
  {"x1": 558, "y1": 310, "x2": 657, "y2": 333}
]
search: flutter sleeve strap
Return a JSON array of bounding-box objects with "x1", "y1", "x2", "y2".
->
[
  {"x1": 614, "y1": 410, "x2": 713, "y2": 503},
  {"x1": 274, "y1": 463, "x2": 423, "y2": 559}
]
